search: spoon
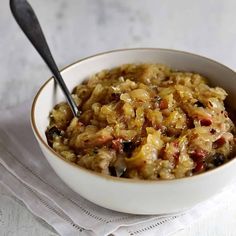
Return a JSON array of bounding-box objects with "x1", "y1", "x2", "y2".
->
[{"x1": 10, "y1": 0, "x2": 80, "y2": 117}]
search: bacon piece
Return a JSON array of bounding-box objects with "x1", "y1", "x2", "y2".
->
[
  {"x1": 172, "y1": 141, "x2": 180, "y2": 164},
  {"x1": 159, "y1": 99, "x2": 168, "y2": 110},
  {"x1": 95, "y1": 135, "x2": 113, "y2": 146},
  {"x1": 200, "y1": 118, "x2": 212, "y2": 126},
  {"x1": 213, "y1": 137, "x2": 226, "y2": 148},
  {"x1": 191, "y1": 149, "x2": 207, "y2": 173},
  {"x1": 191, "y1": 149, "x2": 207, "y2": 161},
  {"x1": 193, "y1": 161, "x2": 205, "y2": 173},
  {"x1": 111, "y1": 138, "x2": 123, "y2": 153}
]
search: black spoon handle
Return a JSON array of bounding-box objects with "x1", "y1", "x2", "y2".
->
[{"x1": 10, "y1": 0, "x2": 79, "y2": 117}]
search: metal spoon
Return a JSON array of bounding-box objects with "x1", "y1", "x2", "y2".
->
[{"x1": 10, "y1": 0, "x2": 80, "y2": 117}]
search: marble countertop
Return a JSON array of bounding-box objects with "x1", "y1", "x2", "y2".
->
[{"x1": 1, "y1": 0, "x2": 236, "y2": 235}]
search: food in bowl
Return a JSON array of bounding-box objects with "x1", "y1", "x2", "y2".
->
[{"x1": 46, "y1": 63, "x2": 236, "y2": 180}]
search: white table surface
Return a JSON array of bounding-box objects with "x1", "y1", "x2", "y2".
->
[{"x1": 1, "y1": 0, "x2": 236, "y2": 235}]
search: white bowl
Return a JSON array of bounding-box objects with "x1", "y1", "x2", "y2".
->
[{"x1": 31, "y1": 48, "x2": 236, "y2": 215}]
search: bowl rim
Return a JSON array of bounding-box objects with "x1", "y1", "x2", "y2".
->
[{"x1": 31, "y1": 47, "x2": 236, "y2": 184}]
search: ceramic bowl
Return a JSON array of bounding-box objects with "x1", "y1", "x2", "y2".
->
[{"x1": 31, "y1": 48, "x2": 236, "y2": 214}]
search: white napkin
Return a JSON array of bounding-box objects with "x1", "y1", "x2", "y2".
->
[{"x1": 0, "y1": 102, "x2": 236, "y2": 236}]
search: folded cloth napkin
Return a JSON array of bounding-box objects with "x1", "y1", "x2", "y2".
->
[{"x1": 0, "y1": 102, "x2": 236, "y2": 236}]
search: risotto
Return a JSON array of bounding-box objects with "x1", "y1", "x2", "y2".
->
[{"x1": 46, "y1": 64, "x2": 236, "y2": 180}]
